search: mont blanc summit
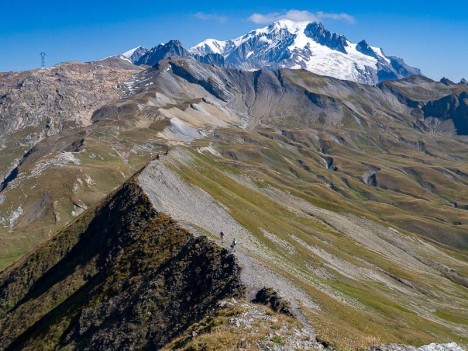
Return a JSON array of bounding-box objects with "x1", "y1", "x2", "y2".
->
[{"x1": 189, "y1": 19, "x2": 422, "y2": 84}]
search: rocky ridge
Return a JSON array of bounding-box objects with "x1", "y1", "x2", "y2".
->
[{"x1": 0, "y1": 177, "x2": 244, "y2": 350}]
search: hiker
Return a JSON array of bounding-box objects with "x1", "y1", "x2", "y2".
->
[
  {"x1": 219, "y1": 230, "x2": 225, "y2": 242},
  {"x1": 230, "y1": 238, "x2": 237, "y2": 251}
]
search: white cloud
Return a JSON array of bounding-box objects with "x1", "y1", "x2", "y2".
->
[
  {"x1": 248, "y1": 9, "x2": 355, "y2": 25},
  {"x1": 316, "y1": 11, "x2": 355, "y2": 23},
  {"x1": 194, "y1": 12, "x2": 228, "y2": 24}
]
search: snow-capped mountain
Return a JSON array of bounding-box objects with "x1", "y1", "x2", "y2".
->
[
  {"x1": 119, "y1": 46, "x2": 148, "y2": 63},
  {"x1": 189, "y1": 19, "x2": 421, "y2": 84},
  {"x1": 117, "y1": 20, "x2": 421, "y2": 85}
]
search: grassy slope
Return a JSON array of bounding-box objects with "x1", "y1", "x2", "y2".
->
[{"x1": 167, "y1": 140, "x2": 468, "y2": 350}]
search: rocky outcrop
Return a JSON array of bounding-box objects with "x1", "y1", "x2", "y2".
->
[
  {"x1": 164, "y1": 299, "x2": 329, "y2": 351},
  {"x1": 252, "y1": 287, "x2": 294, "y2": 316}
]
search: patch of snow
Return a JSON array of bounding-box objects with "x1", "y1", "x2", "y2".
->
[
  {"x1": 371, "y1": 46, "x2": 391, "y2": 64},
  {"x1": 0, "y1": 195, "x2": 5, "y2": 205},
  {"x1": 121, "y1": 46, "x2": 143, "y2": 59}
]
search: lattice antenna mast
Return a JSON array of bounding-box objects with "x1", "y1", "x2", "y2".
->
[{"x1": 40, "y1": 52, "x2": 46, "y2": 68}]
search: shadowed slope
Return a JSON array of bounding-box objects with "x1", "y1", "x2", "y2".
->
[{"x1": 0, "y1": 177, "x2": 243, "y2": 350}]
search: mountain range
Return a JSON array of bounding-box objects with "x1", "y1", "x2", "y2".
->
[
  {"x1": 0, "y1": 18, "x2": 467, "y2": 351},
  {"x1": 118, "y1": 19, "x2": 422, "y2": 85}
]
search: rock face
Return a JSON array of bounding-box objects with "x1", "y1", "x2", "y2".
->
[
  {"x1": 305, "y1": 22, "x2": 348, "y2": 53},
  {"x1": 423, "y1": 92, "x2": 468, "y2": 135},
  {"x1": 440, "y1": 77, "x2": 455, "y2": 86},
  {"x1": 0, "y1": 178, "x2": 244, "y2": 350}
]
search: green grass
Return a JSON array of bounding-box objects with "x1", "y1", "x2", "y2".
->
[
  {"x1": 167, "y1": 145, "x2": 468, "y2": 350},
  {"x1": 434, "y1": 308, "x2": 468, "y2": 325}
]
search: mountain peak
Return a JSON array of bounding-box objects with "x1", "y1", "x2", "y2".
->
[
  {"x1": 440, "y1": 77, "x2": 455, "y2": 85},
  {"x1": 269, "y1": 18, "x2": 311, "y2": 32},
  {"x1": 304, "y1": 21, "x2": 348, "y2": 53},
  {"x1": 165, "y1": 39, "x2": 184, "y2": 47},
  {"x1": 356, "y1": 40, "x2": 378, "y2": 58},
  {"x1": 135, "y1": 40, "x2": 189, "y2": 66}
]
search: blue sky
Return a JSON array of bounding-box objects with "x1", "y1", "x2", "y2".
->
[{"x1": 1, "y1": 0, "x2": 467, "y2": 81}]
